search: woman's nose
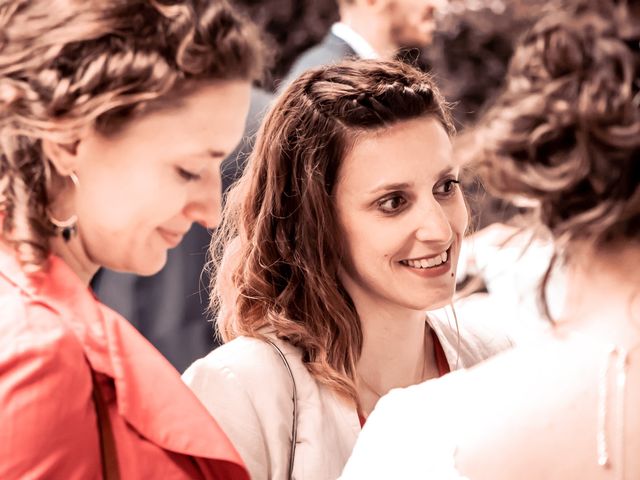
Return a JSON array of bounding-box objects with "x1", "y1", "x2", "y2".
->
[
  {"x1": 414, "y1": 200, "x2": 453, "y2": 245},
  {"x1": 184, "y1": 177, "x2": 222, "y2": 229}
]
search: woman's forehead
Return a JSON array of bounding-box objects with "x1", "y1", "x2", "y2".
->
[{"x1": 336, "y1": 117, "x2": 454, "y2": 192}]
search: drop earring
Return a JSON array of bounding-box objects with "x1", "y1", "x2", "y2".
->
[{"x1": 49, "y1": 172, "x2": 79, "y2": 242}]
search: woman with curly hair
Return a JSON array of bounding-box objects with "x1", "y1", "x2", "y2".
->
[
  {"x1": 183, "y1": 58, "x2": 512, "y2": 479},
  {"x1": 0, "y1": 0, "x2": 264, "y2": 478},
  {"x1": 342, "y1": 1, "x2": 640, "y2": 478}
]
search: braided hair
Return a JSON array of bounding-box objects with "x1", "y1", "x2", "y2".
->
[
  {"x1": 475, "y1": 0, "x2": 640, "y2": 319},
  {"x1": 0, "y1": 0, "x2": 265, "y2": 271},
  {"x1": 478, "y1": 0, "x2": 639, "y2": 250}
]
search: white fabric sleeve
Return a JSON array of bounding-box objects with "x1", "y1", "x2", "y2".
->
[{"x1": 183, "y1": 356, "x2": 270, "y2": 480}]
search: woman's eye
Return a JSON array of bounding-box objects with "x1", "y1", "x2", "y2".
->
[
  {"x1": 377, "y1": 195, "x2": 407, "y2": 214},
  {"x1": 176, "y1": 167, "x2": 202, "y2": 182},
  {"x1": 435, "y1": 179, "x2": 460, "y2": 196}
]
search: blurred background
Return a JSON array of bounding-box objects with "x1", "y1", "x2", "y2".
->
[{"x1": 236, "y1": 0, "x2": 556, "y2": 120}]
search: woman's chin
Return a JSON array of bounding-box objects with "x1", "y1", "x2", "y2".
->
[
  {"x1": 417, "y1": 292, "x2": 455, "y2": 312},
  {"x1": 137, "y1": 255, "x2": 168, "y2": 276},
  {"x1": 424, "y1": 299, "x2": 450, "y2": 312},
  {"x1": 105, "y1": 252, "x2": 168, "y2": 277}
]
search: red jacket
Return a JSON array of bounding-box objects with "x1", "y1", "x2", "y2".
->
[{"x1": 0, "y1": 245, "x2": 248, "y2": 480}]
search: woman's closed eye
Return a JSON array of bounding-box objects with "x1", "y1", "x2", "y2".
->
[
  {"x1": 176, "y1": 166, "x2": 202, "y2": 182},
  {"x1": 377, "y1": 194, "x2": 408, "y2": 214}
]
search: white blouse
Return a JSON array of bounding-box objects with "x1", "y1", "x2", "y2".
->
[{"x1": 183, "y1": 309, "x2": 513, "y2": 479}]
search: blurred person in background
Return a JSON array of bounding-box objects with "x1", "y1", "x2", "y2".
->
[
  {"x1": 280, "y1": 0, "x2": 445, "y2": 87},
  {"x1": 342, "y1": 1, "x2": 640, "y2": 478},
  {"x1": 232, "y1": 0, "x2": 339, "y2": 90},
  {"x1": 0, "y1": 0, "x2": 264, "y2": 477},
  {"x1": 184, "y1": 59, "x2": 512, "y2": 479}
]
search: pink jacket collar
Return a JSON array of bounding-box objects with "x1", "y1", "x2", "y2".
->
[{"x1": 0, "y1": 249, "x2": 247, "y2": 472}]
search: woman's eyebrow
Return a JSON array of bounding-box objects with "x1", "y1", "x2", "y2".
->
[
  {"x1": 366, "y1": 167, "x2": 457, "y2": 195},
  {"x1": 208, "y1": 149, "x2": 227, "y2": 158},
  {"x1": 437, "y1": 166, "x2": 455, "y2": 177},
  {"x1": 367, "y1": 182, "x2": 412, "y2": 195}
]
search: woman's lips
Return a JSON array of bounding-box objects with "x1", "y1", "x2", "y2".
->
[
  {"x1": 157, "y1": 228, "x2": 185, "y2": 248},
  {"x1": 399, "y1": 247, "x2": 453, "y2": 278}
]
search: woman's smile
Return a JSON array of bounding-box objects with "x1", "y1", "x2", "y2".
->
[
  {"x1": 398, "y1": 246, "x2": 452, "y2": 277},
  {"x1": 335, "y1": 116, "x2": 468, "y2": 313}
]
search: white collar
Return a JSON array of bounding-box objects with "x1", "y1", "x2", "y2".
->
[{"x1": 330, "y1": 22, "x2": 379, "y2": 60}]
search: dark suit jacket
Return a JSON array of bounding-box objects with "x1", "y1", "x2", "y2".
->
[
  {"x1": 92, "y1": 87, "x2": 274, "y2": 373},
  {"x1": 279, "y1": 31, "x2": 358, "y2": 90}
]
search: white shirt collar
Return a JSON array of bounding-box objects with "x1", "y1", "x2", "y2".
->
[{"x1": 330, "y1": 22, "x2": 379, "y2": 60}]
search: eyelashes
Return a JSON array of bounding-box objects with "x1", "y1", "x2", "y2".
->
[
  {"x1": 176, "y1": 167, "x2": 202, "y2": 182},
  {"x1": 374, "y1": 179, "x2": 461, "y2": 215},
  {"x1": 438, "y1": 179, "x2": 460, "y2": 195},
  {"x1": 377, "y1": 195, "x2": 407, "y2": 214}
]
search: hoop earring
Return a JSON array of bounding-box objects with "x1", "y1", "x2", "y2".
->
[{"x1": 49, "y1": 172, "x2": 79, "y2": 243}]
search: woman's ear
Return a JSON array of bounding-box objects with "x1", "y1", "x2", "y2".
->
[{"x1": 41, "y1": 139, "x2": 80, "y2": 176}]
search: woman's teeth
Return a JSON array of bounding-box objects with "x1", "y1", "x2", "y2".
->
[{"x1": 401, "y1": 250, "x2": 448, "y2": 269}]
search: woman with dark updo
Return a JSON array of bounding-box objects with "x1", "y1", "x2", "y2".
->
[
  {"x1": 342, "y1": 1, "x2": 640, "y2": 478},
  {"x1": 0, "y1": 0, "x2": 264, "y2": 478}
]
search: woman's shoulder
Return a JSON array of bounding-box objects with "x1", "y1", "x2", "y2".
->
[
  {"x1": 0, "y1": 250, "x2": 100, "y2": 367},
  {"x1": 428, "y1": 307, "x2": 516, "y2": 368},
  {"x1": 367, "y1": 337, "x2": 580, "y2": 451},
  {"x1": 0, "y1": 285, "x2": 84, "y2": 366},
  {"x1": 357, "y1": 336, "x2": 605, "y2": 479},
  {"x1": 183, "y1": 335, "x2": 307, "y2": 407},
  {"x1": 343, "y1": 346, "x2": 540, "y2": 479},
  {"x1": 186, "y1": 336, "x2": 303, "y2": 382},
  {"x1": 184, "y1": 336, "x2": 359, "y2": 480},
  {"x1": 183, "y1": 336, "x2": 305, "y2": 479},
  {"x1": 0, "y1": 289, "x2": 99, "y2": 479}
]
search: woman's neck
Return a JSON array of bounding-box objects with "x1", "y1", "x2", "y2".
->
[
  {"x1": 558, "y1": 242, "x2": 640, "y2": 348},
  {"x1": 355, "y1": 301, "x2": 439, "y2": 413},
  {"x1": 50, "y1": 235, "x2": 98, "y2": 286}
]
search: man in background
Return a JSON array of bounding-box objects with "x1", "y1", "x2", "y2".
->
[{"x1": 281, "y1": 0, "x2": 445, "y2": 86}]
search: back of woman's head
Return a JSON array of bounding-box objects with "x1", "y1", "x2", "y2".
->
[
  {"x1": 477, "y1": 0, "x2": 639, "y2": 250},
  {"x1": 0, "y1": 0, "x2": 264, "y2": 270},
  {"x1": 215, "y1": 59, "x2": 452, "y2": 403}
]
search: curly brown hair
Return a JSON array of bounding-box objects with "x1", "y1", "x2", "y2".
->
[
  {"x1": 474, "y1": 0, "x2": 640, "y2": 316},
  {"x1": 478, "y1": 0, "x2": 639, "y2": 247},
  {"x1": 214, "y1": 59, "x2": 454, "y2": 404},
  {"x1": 0, "y1": 0, "x2": 265, "y2": 271}
]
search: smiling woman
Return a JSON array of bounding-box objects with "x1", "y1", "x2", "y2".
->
[
  {"x1": 55, "y1": 81, "x2": 250, "y2": 276},
  {"x1": 183, "y1": 59, "x2": 513, "y2": 479},
  {"x1": 0, "y1": 0, "x2": 264, "y2": 478},
  {"x1": 335, "y1": 115, "x2": 467, "y2": 316}
]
